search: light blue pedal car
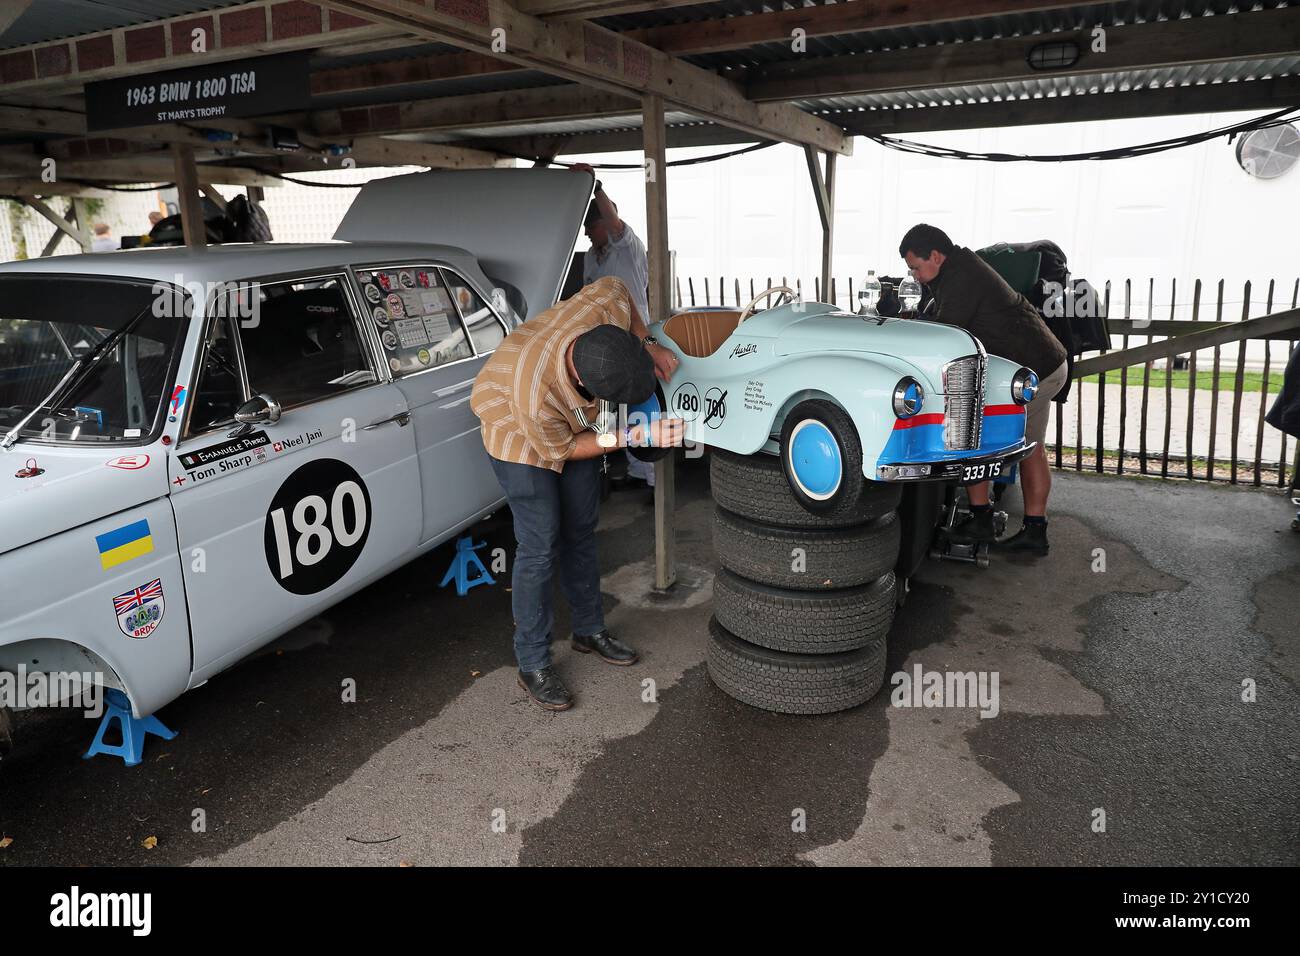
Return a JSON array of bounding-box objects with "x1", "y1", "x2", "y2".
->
[{"x1": 646, "y1": 287, "x2": 1038, "y2": 516}]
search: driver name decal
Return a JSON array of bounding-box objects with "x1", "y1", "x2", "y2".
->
[
  {"x1": 264, "y1": 458, "x2": 371, "y2": 595},
  {"x1": 179, "y1": 431, "x2": 270, "y2": 471},
  {"x1": 743, "y1": 379, "x2": 773, "y2": 414}
]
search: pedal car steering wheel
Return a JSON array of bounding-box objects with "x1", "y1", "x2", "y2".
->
[{"x1": 737, "y1": 285, "x2": 796, "y2": 324}]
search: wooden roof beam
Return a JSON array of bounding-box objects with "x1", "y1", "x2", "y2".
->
[
  {"x1": 311, "y1": 84, "x2": 637, "y2": 136},
  {"x1": 318, "y1": 0, "x2": 849, "y2": 154}
]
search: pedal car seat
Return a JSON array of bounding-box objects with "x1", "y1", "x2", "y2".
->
[{"x1": 661, "y1": 308, "x2": 743, "y2": 358}]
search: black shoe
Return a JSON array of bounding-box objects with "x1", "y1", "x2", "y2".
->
[
  {"x1": 517, "y1": 666, "x2": 574, "y2": 711},
  {"x1": 951, "y1": 508, "x2": 996, "y2": 543},
  {"x1": 996, "y1": 522, "x2": 1049, "y2": 556},
  {"x1": 571, "y1": 629, "x2": 639, "y2": 666}
]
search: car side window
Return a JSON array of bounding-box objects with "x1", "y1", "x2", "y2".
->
[
  {"x1": 237, "y1": 276, "x2": 375, "y2": 409},
  {"x1": 186, "y1": 312, "x2": 243, "y2": 435},
  {"x1": 354, "y1": 265, "x2": 473, "y2": 376},
  {"x1": 442, "y1": 269, "x2": 508, "y2": 354}
]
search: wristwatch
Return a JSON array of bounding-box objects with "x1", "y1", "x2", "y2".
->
[
  {"x1": 643, "y1": 334, "x2": 659, "y2": 347},
  {"x1": 597, "y1": 430, "x2": 617, "y2": 449}
]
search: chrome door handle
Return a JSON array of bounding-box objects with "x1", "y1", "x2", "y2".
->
[
  {"x1": 364, "y1": 412, "x2": 411, "y2": 430},
  {"x1": 433, "y1": 378, "x2": 475, "y2": 398}
]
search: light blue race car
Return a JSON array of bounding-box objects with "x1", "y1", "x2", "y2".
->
[{"x1": 642, "y1": 286, "x2": 1039, "y2": 516}]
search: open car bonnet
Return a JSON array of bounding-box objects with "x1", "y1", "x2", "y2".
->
[{"x1": 335, "y1": 168, "x2": 593, "y2": 322}]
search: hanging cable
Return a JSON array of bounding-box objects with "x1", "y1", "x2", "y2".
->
[
  {"x1": 860, "y1": 106, "x2": 1300, "y2": 162},
  {"x1": 245, "y1": 140, "x2": 781, "y2": 187}
]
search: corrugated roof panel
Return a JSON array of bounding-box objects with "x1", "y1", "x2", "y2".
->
[
  {"x1": 0, "y1": 0, "x2": 249, "y2": 50},
  {"x1": 796, "y1": 55, "x2": 1300, "y2": 113}
]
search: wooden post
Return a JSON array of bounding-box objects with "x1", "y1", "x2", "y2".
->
[
  {"x1": 69, "y1": 198, "x2": 93, "y2": 252},
  {"x1": 643, "y1": 93, "x2": 675, "y2": 591},
  {"x1": 172, "y1": 144, "x2": 206, "y2": 250}
]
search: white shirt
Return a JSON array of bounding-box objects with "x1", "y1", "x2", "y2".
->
[
  {"x1": 91, "y1": 236, "x2": 117, "y2": 252},
  {"x1": 582, "y1": 221, "x2": 650, "y2": 326}
]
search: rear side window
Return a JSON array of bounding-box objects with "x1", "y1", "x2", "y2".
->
[
  {"x1": 355, "y1": 265, "x2": 473, "y2": 376},
  {"x1": 443, "y1": 269, "x2": 508, "y2": 354}
]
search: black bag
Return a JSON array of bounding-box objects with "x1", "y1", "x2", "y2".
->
[{"x1": 226, "y1": 194, "x2": 273, "y2": 243}]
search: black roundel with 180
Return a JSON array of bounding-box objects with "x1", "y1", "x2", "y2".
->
[{"x1": 264, "y1": 458, "x2": 372, "y2": 595}]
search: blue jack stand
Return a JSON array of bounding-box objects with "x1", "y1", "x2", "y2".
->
[
  {"x1": 439, "y1": 535, "x2": 496, "y2": 596},
  {"x1": 83, "y1": 688, "x2": 177, "y2": 767}
]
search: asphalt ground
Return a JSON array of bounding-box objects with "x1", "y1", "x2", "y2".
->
[{"x1": 1, "y1": 456, "x2": 1296, "y2": 866}]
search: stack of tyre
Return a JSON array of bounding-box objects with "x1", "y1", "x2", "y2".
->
[{"x1": 706, "y1": 403, "x2": 904, "y2": 714}]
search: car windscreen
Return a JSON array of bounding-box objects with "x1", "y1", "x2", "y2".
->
[{"x1": 0, "y1": 275, "x2": 190, "y2": 444}]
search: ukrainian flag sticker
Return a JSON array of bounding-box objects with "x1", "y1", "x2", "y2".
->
[{"x1": 96, "y1": 519, "x2": 154, "y2": 571}]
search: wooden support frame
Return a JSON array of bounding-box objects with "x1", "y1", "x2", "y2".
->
[
  {"x1": 1071, "y1": 308, "x2": 1300, "y2": 377},
  {"x1": 317, "y1": 0, "x2": 849, "y2": 154},
  {"x1": 643, "y1": 92, "x2": 676, "y2": 592},
  {"x1": 34, "y1": 198, "x2": 80, "y2": 256},
  {"x1": 18, "y1": 194, "x2": 90, "y2": 252},
  {"x1": 805, "y1": 146, "x2": 835, "y2": 303}
]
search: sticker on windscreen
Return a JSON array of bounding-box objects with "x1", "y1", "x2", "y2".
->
[{"x1": 264, "y1": 458, "x2": 371, "y2": 595}]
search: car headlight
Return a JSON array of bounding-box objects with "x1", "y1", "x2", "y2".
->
[
  {"x1": 893, "y1": 378, "x2": 925, "y2": 418},
  {"x1": 1011, "y1": 368, "x2": 1039, "y2": 405}
]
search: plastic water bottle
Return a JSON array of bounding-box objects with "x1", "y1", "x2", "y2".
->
[
  {"x1": 858, "y1": 270, "x2": 882, "y2": 314},
  {"x1": 899, "y1": 276, "x2": 922, "y2": 313}
]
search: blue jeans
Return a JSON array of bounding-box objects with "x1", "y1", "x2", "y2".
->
[{"x1": 488, "y1": 455, "x2": 606, "y2": 671}]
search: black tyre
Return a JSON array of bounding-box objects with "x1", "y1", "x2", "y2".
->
[
  {"x1": 706, "y1": 617, "x2": 887, "y2": 714},
  {"x1": 712, "y1": 506, "x2": 900, "y2": 589},
  {"x1": 713, "y1": 567, "x2": 896, "y2": 654},
  {"x1": 779, "y1": 399, "x2": 865, "y2": 516},
  {"x1": 710, "y1": 447, "x2": 900, "y2": 530}
]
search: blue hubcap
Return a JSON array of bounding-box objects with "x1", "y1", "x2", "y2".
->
[{"x1": 788, "y1": 420, "x2": 842, "y2": 499}]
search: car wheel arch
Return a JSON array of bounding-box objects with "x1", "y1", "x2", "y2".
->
[{"x1": 0, "y1": 637, "x2": 132, "y2": 705}]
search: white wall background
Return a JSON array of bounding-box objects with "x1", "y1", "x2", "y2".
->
[{"x1": 4, "y1": 109, "x2": 1297, "y2": 324}]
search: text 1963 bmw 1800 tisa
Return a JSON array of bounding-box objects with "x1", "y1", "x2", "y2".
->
[{"x1": 0, "y1": 169, "x2": 591, "y2": 745}]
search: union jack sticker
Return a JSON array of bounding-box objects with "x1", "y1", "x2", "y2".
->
[{"x1": 112, "y1": 578, "x2": 165, "y2": 639}]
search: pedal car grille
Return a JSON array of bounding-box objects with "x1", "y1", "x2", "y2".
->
[{"x1": 942, "y1": 354, "x2": 986, "y2": 450}]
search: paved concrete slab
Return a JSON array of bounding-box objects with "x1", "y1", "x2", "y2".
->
[{"x1": 0, "y1": 459, "x2": 1295, "y2": 866}]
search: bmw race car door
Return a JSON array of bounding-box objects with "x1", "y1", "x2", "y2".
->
[
  {"x1": 353, "y1": 262, "x2": 506, "y2": 544},
  {"x1": 334, "y1": 168, "x2": 592, "y2": 322},
  {"x1": 169, "y1": 273, "x2": 421, "y2": 684}
]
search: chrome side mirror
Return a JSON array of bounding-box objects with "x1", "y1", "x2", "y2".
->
[{"x1": 234, "y1": 393, "x2": 281, "y2": 425}]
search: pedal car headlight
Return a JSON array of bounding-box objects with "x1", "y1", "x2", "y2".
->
[
  {"x1": 1011, "y1": 368, "x2": 1039, "y2": 405},
  {"x1": 893, "y1": 378, "x2": 925, "y2": 418}
]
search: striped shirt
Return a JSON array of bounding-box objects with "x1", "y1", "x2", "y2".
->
[{"x1": 471, "y1": 276, "x2": 633, "y2": 471}]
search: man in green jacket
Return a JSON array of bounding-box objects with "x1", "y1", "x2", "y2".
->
[{"x1": 899, "y1": 223, "x2": 1068, "y2": 556}]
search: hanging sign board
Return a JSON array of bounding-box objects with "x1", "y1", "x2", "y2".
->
[{"x1": 84, "y1": 53, "x2": 310, "y2": 132}]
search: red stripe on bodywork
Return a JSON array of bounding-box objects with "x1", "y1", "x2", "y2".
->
[
  {"x1": 892, "y1": 413, "x2": 945, "y2": 430},
  {"x1": 984, "y1": 404, "x2": 1025, "y2": 416}
]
